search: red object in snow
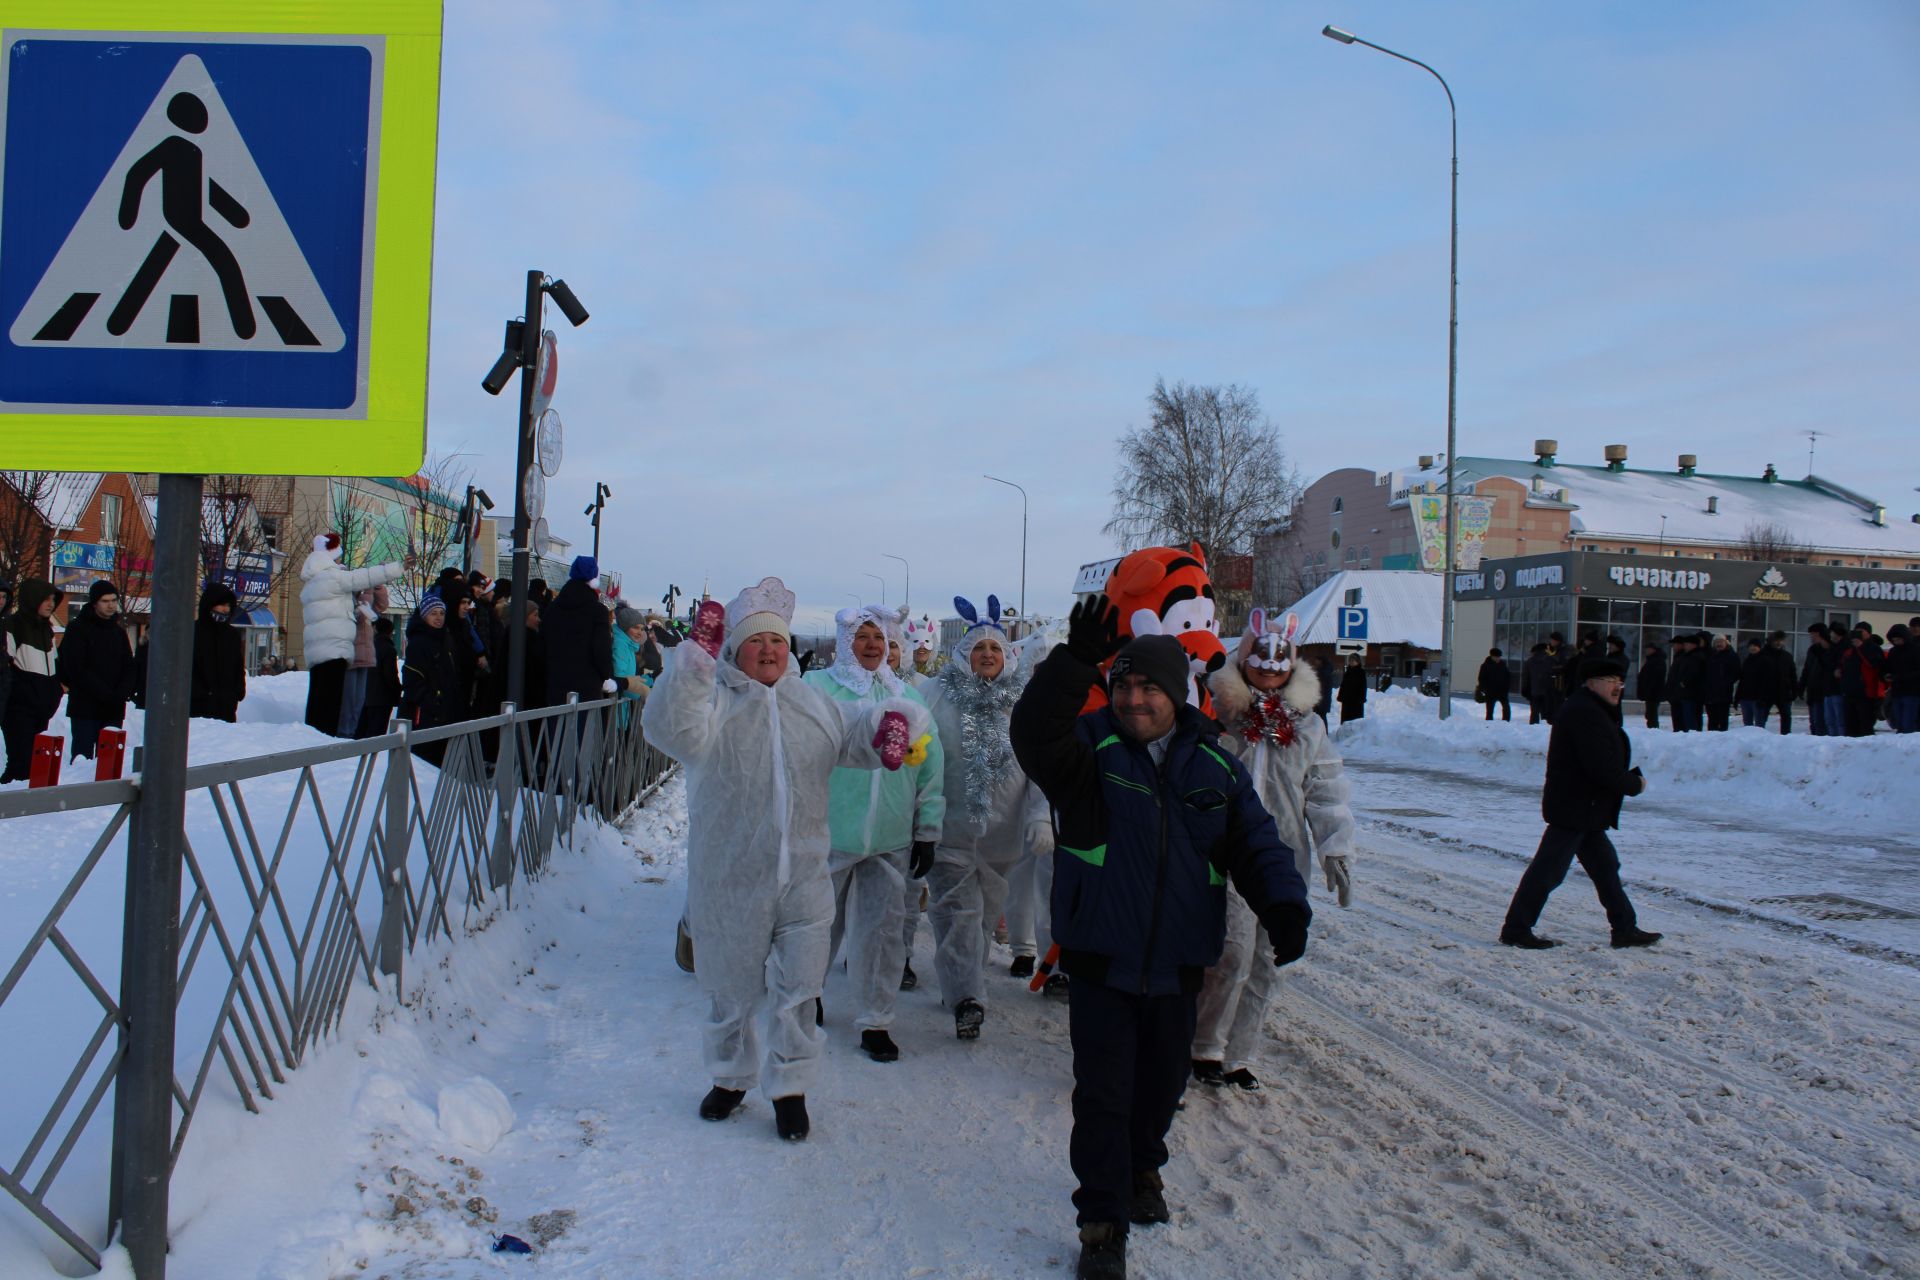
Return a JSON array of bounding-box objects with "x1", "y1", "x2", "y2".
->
[
  {"x1": 29, "y1": 734, "x2": 63, "y2": 788},
  {"x1": 95, "y1": 727, "x2": 127, "y2": 781}
]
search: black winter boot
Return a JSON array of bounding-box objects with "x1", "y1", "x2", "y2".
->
[
  {"x1": 1191, "y1": 1059, "x2": 1226, "y2": 1087},
  {"x1": 815, "y1": 997, "x2": 824, "y2": 1026},
  {"x1": 1222, "y1": 1067, "x2": 1262, "y2": 1092},
  {"x1": 954, "y1": 998, "x2": 985, "y2": 1040},
  {"x1": 1043, "y1": 972, "x2": 1069, "y2": 999},
  {"x1": 1500, "y1": 929, "x2": 1561, "y2": 950},
  {"x1": 773, "y1": 1095, "x2": 810, "y2": 1141},
  {"x1": 860, "y1": 1029, "x2": 900, "y2": 1062},
  {"x1": 900, "y1": 961, "x2": 918, "y2": 991},
  {"x1": 1611, "y1": 928, "x2": 1663, "y2": 949},
  {"x1": 1009, "y1": 955, "x2": 1035, "y2": 979},
  {"x1": 1128, "y1": 1169, "x2": 1170, "y2": 1226},
  {"x1": 698, "y1": 1086, "x2": 745, "y2": 1121},
  {"x1": 1075, "y1": 1222, "x2": 1127, "y2": 1279}
]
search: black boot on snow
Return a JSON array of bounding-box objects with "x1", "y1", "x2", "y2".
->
[
  {"x1": 900, "y1": 962, "x2": 918, "y2": 991},
  {"x1": 954, "y1": 998, "x2": 985, "y2": 1040},
  {"x1": 815, "y1": 997, "x2": 824, "y2": 1026},
  {"x1": 1075, "y1": 1222, "x2": 1127, "y2": 1279},
  {"x1": 773, "y1": 1095, "x2": 810, "y2": 1141},
  {"x1": 698, "y1": 1086, "x2": 745, "y2": 1121},
  {"x1": 1043, "y1": 972, "x2": 1069, "y2": 999},
  {"x1": 1499, "y1": 929, "x2": 1561, "y2": 950},
  {"x1": 860, "y1": 1029, "x2": 901, "y2": 1062},
  {"x1": 1129, "y1": 1169, "x2": 1170, "y2": 1226},
  {"x1": 1009, "y1": 955, "x2": 1035, "y2": 979},
  {"x1": 1611, "y1": 928, "x2": 1663, "y2": 949},
  {"x1": 1191, "y1": 1059, "x2": 1226, "y2": 1087},
  {"x1": 1222, "y1": 1067, "x2": 1262, "y2": 1092}
]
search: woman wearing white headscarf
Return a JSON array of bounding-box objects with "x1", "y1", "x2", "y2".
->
[
  {"x1": 920, "y1": 594, "x2": 1046, "y2": 1040},
  {"x1": 643, "y1": 577, "x2": 928, "y2": 1141}
]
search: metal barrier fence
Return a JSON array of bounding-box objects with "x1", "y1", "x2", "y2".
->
[{"x1": 0, "y1": 694, "x2": 673, "y2": 1274}]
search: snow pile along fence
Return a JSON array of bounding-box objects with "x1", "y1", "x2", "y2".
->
[{"x1": 0, "y1": 696, "x2": 674, "y2": 1276}]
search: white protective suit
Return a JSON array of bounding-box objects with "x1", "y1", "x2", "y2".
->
[
  {"x1": 921, "y1": 613, "x2": 1046, "y2": 1010},
  {"x1": 1004, "y1": 632, "x2": 1063, "y2": 962},
  {"x1": 803, "y1": 605, "x2": 945, "y2": 1035},
  {"x1": 1195, "y1": 657, "x2": 1355, "y2": 1070},
  {"x1": 642, "y1": 637, "x2": 928, "y2": 1100},
  {"x1": 299, "y1": 537, "x2": 404, "y2": 666}
]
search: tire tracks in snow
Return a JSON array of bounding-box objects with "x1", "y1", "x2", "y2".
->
[{"x1": 1283, "y1": 983, "x2": 1827, "y2": 1280}]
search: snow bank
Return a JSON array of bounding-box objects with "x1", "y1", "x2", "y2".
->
[
  {"x1": 1338, "y1": 688, "x2": 1919, "y2": 832},
  {"x1": 236, "y1": 670, "x2": 311, "y2": 725},
  {"x1": 437, "y1": 1077, "x2": 516, "y2": 1154}
]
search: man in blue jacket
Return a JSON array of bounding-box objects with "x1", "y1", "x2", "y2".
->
[{"x1": 1011, "y1": 595, "x2": 1311, "y2": 1280}]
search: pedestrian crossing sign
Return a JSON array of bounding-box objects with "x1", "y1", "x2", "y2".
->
[{"x1": 0, "y1": 2, "x2": 442, "y2": 475}]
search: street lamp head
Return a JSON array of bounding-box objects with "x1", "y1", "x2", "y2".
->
[
  {"x1": 1322, "y1": 24, "x2": 1358, "y2": 43},
  {"x1": 474, "y1": 488, "x2": 494, "y2": 511}
]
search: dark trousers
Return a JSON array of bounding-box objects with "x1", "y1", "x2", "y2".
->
[
  {"x1": 1484, "y1": 694, "x2": 1510, "y2": 721},
  {"x1": 1067, "y1": 979, "x2": 1196, "y2": 1230},
  {"x1": 1503, "y1": 826, "x2": 1638, "y2": 937},
  {"x1": 68, "y1": 717, "x2": 112, "y2": 759},
  {"x1": 1643, "y1": 698, "x2": 1661, "y2": 729},
  {"x1": 1739, "y1": 699, "x2": 1765, "y2": 728},
  {"x1": 304, "y1": 658, "x2": 348, "y2": 737},
  {"x1": 1844, "y1": 695, "x2": 1876, "y2": 737},
  {"x1": 1770, "y1": 699, "x2": 1792, "y2": 734},
  {"x1": 1706, "y1": 701, "x2": 1731, "y2": 731},
  {"x1": 1670, "y1": 699, "x2": 1696, "y2": 731}
]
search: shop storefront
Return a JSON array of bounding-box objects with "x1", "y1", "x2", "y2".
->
[{"x1": 1453, "y1": 552, "x2": 1920, "y2": 684}]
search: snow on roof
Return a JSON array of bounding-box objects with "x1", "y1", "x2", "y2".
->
[
  {"x1": 1279, "y1": 569, "x2": 1442, "y2": 649},
  {"x1": 5, "y1": 472, "x2": 100, "y2": 530},
  {"x1": 1396, "y1": 456, "x2": 1920, "y2": 557}
]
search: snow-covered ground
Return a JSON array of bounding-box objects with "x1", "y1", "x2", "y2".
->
[{"x1": 4, "y1": 689, "x2": 1917, "y2": 1277}]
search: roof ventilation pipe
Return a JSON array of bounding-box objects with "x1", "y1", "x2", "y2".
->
[
  {"x1": 1603, "y1": 444, "x2": 1629, "y2": 472},
  {"x1": 1871, "y1": 504, "x2": 1887, "y2": 526},
  {"x1": 1678, "y1": 453, "x2": 1697, "y2": 477},
  {"x1": 1534, "y1": 439, "x2": 1558, "y2": 466},
  {"x1": 1418, "y1": 454, "x2": 1434, "y2": 469},
  {"x1": 1707, "y1": 495, "x2": 1719, "y2": 515}
]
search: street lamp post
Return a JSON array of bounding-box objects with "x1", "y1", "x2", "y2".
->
[
  {"x1": 1323, "y1": 23, "x2": 1460, "y2": 719},
  {"x1": 982, "y1": 474, "x2": 1027, "y2": 619},
  {"x1": 585, "y1": 481, "x2": 611, "y2": 564},
  {"x1": 863, "y1": 571, "x2": 887, "y2": 606},
  {"x1": 882, "y1": 552, "x2": 910, "y2": 609}
]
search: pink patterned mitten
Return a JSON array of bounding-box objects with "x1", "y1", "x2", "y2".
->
[
  {"x1": 690, "y1": 600, "x2": 726, "y2": 658},
  {"x1": 873, "y1": 711, "x2": 910, "y2": 771}
]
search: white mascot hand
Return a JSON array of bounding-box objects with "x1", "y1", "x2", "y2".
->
[{"x1": 1323, "y1": 855, "x2": 1352, "y2": 908}]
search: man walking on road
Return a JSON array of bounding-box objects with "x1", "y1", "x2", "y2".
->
[
  {"x1": 1011, "y1": 596, "x2": 1312, "y2": 1280},
  {"x1": 1500, "y1": 655, "x2": 1663, "y2": 951}
]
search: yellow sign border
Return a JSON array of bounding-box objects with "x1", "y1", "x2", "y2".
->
[{"x1": 0, "y1": 0, "x2": 441, "y2": 476}]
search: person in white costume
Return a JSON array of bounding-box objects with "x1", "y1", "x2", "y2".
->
[
  {"x1": 1004, "y1": 630, "x2": 1063, "y2": 991},
  {"x1": 1193, "y1": 608, "x2": 1355, "y2": 1090},
  {"x1": 920, "y1": 594, "x2": 1046, "y2": 1040},
  {"x1": 642, "y1": 577, "x2": 928, "y2": 1140},
  {"x1": 804, "y1": 604, "x2": 944, "y2": 1062},
  {"x1": 299, "y1": 532, "x2": 409, "y2": 737}
]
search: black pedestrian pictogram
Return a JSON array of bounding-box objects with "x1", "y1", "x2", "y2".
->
[
  {"x1": 12, "y1": 53, "x2": 345, "y2": 354},
  {"x1": 107, "y1": 91, "x2": 257, "y2": 340}
]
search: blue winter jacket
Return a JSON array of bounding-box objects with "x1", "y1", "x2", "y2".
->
[{"x1": 1010, "y1": 646, "x2": 1311, "y2": 996}]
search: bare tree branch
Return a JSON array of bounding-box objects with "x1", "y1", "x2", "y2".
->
[{"x1": 1739, "y1": 520, "x2": 1814, "y2": 563}]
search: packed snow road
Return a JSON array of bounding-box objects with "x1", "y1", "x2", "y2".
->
[{"x1": 93, "y1": 745, "x2": 1914, "y2": 1280}]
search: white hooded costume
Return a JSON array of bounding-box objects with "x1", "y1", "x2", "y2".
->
[
  {"x1": 920, "y1": 595, "x2": 1047, "y2": 1015},
  {"x1": 1194, "y1": 610, "x2": 1356, "y2": 1074},
  {"x1": 803, "y1": 604, "x2": 945, "y2": 1039},
  {"x1": 642, "y1": 577, "x2": 929, "y2": 1100}
]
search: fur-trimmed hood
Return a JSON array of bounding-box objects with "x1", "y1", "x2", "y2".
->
[{"x1": 1211, "y1": 654, "x2": 1320, "y2": 727}]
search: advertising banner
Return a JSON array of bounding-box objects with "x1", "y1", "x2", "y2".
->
[{"x1": 1410, "y1": 494, "x2": 1498, "y2": 571}]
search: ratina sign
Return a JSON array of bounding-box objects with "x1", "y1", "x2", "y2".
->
[{"x1": 0, "y1": 1, "x2": 442, "y2": 476}]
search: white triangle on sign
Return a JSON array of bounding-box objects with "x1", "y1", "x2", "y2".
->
[{"x1": 8, "y1": 54, "x2": 347, "y2": 353}]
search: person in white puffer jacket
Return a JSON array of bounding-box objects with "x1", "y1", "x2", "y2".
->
[
  {"x1": 1192, "y1": 608, "x2": 1355, "y2": 1092},
  {"x1": 642, "y1": 576, "x2": 929, "y2": 1143},
  {"x1": 299, "y1": 533, "x2": 409, "y2": 737}
]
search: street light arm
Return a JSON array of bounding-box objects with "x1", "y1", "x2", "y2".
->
[{"x1": 1326, "y1": 28, "x2": 1455, "y2": 121}]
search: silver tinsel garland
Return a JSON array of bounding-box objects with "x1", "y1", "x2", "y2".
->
[{"x1": 936, "y1": 662, "x2": 1027, "y2": 834}]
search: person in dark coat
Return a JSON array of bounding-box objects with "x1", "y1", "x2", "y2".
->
[
  {"x1": 1500, "y1": 656, "x2": 1660, "y2": 951},
  {"x1": 189, "y1": 583, "x2": 248, "y2": 722},
  {"x1": 1477, "y1": 648, "x2": 1511, "y2": 722},
  {"x1": 0, "y1": 580, "x2": 13, "y2": 732},
  {"x1": 1542, "y1": 632, "x2": 1572, "y2": 716},
  {"x1": 1009, "y1": 603, "x2": 1310, "y2": 1280},
  {"x1": 1336, "y1": 656, "x2": 1368, "y2": 725},
  {"x1": 55, "y1": 579, "x2": 136, "y2": 759},
  {"x1": 1884, "y1": 624, "x2": 1920, "y2": 734},
  {"x1": 1801, "y1": 624, "x2": 1839, "y2": 736},
  {"x1": 1837, "y1": 629, "x2": 1884, "y2": 738},
  {"x1": 1666, "y1": 633, "x2": 1703, "y2": 731},
  {"x1": 1702, "y1": 635, "x2": 1739, "y2": 731},
  {"x1": 2, "y1": 579, "x2": 66, "y2": 783},
  {"x1": 1763, "y1": 631, "x2": 1797, "y2": 735},
  {"x1": 543, "y1": 556, "x2": 615, "y2": 706},
  {"x1": 1521, "y1": 643, "x2": 1555, "y2": 725},
  {"x1": 359, "y1": 616, "x2": 401, "y2": 736},
  {"x1": 400, "y1": 592, "x2": 465, "y2": 766},
  {"x1": 1637, "y1": 640, "x2": 1667, "y2": 729},
  {"x1": 1736, "y1": 639, "x2": 1774, "y2": 727},
  {"x1": 1311, "y1": 654, "x2": 1335, "y2": 729}
]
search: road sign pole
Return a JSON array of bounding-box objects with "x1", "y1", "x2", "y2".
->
[
  {"x1": 505, "y1": 269, "x2": 542, "y2": 716},
  {"x1": 115, "y1": 472, "x2": 200, "y2": 1279}
]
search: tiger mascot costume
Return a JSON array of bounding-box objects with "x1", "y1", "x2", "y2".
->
[{"x1": 1082, "y1": 543, "x2": 1228, "y2": 716}]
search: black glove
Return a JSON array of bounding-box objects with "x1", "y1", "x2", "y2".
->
[
  {"x1": 649, "y1": 623, "x2": 681, "y2": 649},
  {"x1": 1066, "y1": 593, "x2": 1124, "y2": 667},
  {"x1": 1268, "y1": 903, "x2": 1310, "y2": 968},
  {"x1": 909, "y1": 840, "x2": 936, "y2": 879}
]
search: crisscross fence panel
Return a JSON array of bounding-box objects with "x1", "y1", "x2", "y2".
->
[{"x1": 0, "y1": 694, "x2": 674, "y2": 1274}]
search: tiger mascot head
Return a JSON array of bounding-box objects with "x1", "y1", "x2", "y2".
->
[{"x1": 1084, "y1": 542, "x2": 1228, "y2": 715}]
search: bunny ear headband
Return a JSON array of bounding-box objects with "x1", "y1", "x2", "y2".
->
[{"x1": 1245, "y1": 608, "x2": 1299, "y2": 672}]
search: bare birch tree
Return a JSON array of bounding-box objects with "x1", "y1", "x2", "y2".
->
[{"x1": 1104, "y1": 379, "x2": 1302, "y2": 562}]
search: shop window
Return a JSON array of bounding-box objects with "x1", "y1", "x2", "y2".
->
[
  {"x1": 1673, "y1": 603, "x2": 1704, "y2": 628},
  {"x1": 1642, "y1": 600, "x2": 1671, "y2": 627},
  {"x1": 1578, "y1": 597, "x2": 1608, "y2": 624},
  {"x1": 1738, "y1": 604, "x2": 1766, "y2": 631},
  {"x1": 1703, "y1": 604, "x2": 1733, "y2": 630},
  {"x1": 1610, "y1": 600, "x2": 1642, "y2": 626}
]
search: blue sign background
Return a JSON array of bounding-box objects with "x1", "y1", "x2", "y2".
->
[
  {"x1": 1337, "y1": 606, "x2": 1369, "y2": 640},
  {"x1": 0, "y1": 37, "x2": 371, "y2": 410}
]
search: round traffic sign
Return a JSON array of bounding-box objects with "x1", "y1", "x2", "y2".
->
[
  {"x1": 522, "y1": 463, "x2": 545, "y2": 522},
  {"x1": 532, "y1": 516, "x2": 551, "y2": 558},
  {"x1": 537, "y1": 408, "x2": 563, "y2": 477},
  {"x1": 530, "y1": 329, "x2": 558, "y2": 419}
]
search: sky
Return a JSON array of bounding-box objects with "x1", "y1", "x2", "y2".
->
[{"x1": 420, "y1": 0, "x2": 1920, "y2": 621}]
